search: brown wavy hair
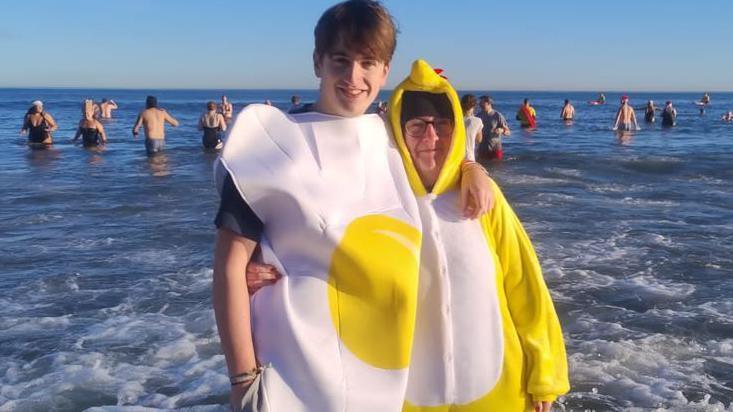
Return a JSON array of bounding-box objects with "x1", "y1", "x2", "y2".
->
[{"x1": 314, "y1": 0, "x2": 398, "y2": 64}]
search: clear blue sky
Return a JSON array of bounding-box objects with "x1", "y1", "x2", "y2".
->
[{"x1": 1, "y1": 1, "x2": 731, "y2": 91}]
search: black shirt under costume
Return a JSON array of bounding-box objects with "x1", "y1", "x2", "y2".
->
[{"x1": 214, "y1": 173, "x2": 264, "y2": 242}]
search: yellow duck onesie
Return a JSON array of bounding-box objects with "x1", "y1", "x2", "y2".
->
[{"x1": 389, "y1": 60, "x2": 570, "y2": 411}]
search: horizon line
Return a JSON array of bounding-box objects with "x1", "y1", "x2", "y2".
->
[{"x1": 1, "y1": 86, "x2": 730, "y2": 94}]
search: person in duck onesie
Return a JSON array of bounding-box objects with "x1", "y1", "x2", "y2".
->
[{"x1": 388, "y1": 60, "x2": 569, "y2": 412}]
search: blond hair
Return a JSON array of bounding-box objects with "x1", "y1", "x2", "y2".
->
[{"x1": 82, "y1": 100, "x2": 95, "y2": 121}]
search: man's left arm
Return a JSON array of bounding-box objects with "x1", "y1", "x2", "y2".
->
[
  {"x1": 501, "y1": 113, "x2": 511, "y2": 136},
  {"x1": 132, "y1": 114, "x2": 143, "y2": 137},
  {"x1": 164, "y1": 110, "x2": 180, "y2": 127}
]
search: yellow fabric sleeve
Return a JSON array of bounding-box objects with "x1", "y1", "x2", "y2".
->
[{"x1": 482, "y1": 180, "x2": 569, "y2": 402}]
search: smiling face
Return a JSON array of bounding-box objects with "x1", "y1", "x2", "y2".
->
[
  {"x1": 314, "y1": 45, "x2": 389, "y2": 118},
  {"x1": 403, "y1": 116, "x2": 454, "y2": 190}
]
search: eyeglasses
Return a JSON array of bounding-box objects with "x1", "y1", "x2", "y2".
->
[{"x1": 404, "y1": 118, "x2": 454, "y2": 138}]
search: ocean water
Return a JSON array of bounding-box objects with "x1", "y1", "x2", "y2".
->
[{"x1": 1, "y1": 88, "x2": 732, "y2": 411}]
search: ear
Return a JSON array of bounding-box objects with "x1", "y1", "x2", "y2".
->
[
  {"x1": 380, "y1": 63, "x2": 391, "y2": 87},
  {"x1": 313, "y1": 51, "x2": 322, "y2": 79}
]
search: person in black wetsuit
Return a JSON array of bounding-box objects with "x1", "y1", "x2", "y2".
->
[
  {"x1": 20, "y1": 100, "x2": 58, "y2": 146},
  {"x1": 661, "y1": 101, "x2": 677, "y2": 127},
  {"x1": 73, "y1": 99, "x2": 107, "y2": 147},
  {"x1": 198, "y1": 101, "x2": 227, "y2": 150},
  {"x1": 643, "y1": 100, "x2": 657, "y2": 123}
]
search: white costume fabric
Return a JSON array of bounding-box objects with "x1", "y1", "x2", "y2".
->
[
  {"x1": 217, "y1": 105, "x2": 422, "y2": 412},
  {"x1": 406, "y1": 191, "x2": 504, "y2": 406}
]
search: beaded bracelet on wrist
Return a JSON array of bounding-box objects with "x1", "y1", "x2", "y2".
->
[{"x1": 230, "y1": 366, "x2": 263, "y2": 386}]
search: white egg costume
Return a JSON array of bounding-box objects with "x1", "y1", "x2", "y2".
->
[
  {"x1": 218, "y1": 107, "x2": 422, "y2": 411},
  {"x1": 388, "y1": 60, "x2": 570, "y2": 411}
]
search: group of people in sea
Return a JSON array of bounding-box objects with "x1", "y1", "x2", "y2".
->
[
  {"x1": 19, "y1": 89, "x2": 726, "y2": 162},
  {"x1": 18, "y1": 92, "x2": 350, "y2": 155},
  {"x1": 457, "y1": 91, "x2": 728, "y2": 160},
  {"x1": 20, "y1": 99, "x2": 118, "y2": 147},
  {"x1": 19, "y1": 95, "x2": 238, "y2": 155}
]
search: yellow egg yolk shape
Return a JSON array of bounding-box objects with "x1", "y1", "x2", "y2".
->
[{"x1": 327, "y1": 214, "x2": 421, "y2": 370}]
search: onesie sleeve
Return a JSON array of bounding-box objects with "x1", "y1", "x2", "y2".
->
[{"x1": 483, "y1": 181, "x2": 569, "y2": 402}]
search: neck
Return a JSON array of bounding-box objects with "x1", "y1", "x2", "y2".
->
[
  {"x1": 314, "y1": 100, "x2": 337, "y2": 116},
  {"x1": 423, "y1": 181, "x2": 435, "y2": 193},
  {"x1": 418, "y1": 172, "x2": 439, "y2": 193}
]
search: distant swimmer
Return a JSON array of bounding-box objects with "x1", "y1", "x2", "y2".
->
[
  {"x1": 561, "y1": 99, "x2": 575, "y2": 121},
  {"x1": 588, "y1": 93, "x2": 606, "y2": 105},
  {"x1": 198, "y1": 101, "x2": 227, "y2": 150},
  {"x1": 73, "y1": 99, "x2": 107, "y2": 147},
  {"x1": 132, "y1": 96, "x2": 179, "y2": 155},
  {"x1": 461, "y1": 94, "x2": 483, "y2": 161},
  {"x1": 288, "y1": 95, "x2": 302, "y2": 113},
  {"x1": 220, "y1": 95, "x2": 234, "y2": 123},
  {"x1": 612, "y1": 95, "x2": 640, "y2": 131},
  {"x1": 721, "y1": 111, "x2": 733, "y2": 122},
  {"x1": 516, "y1": 98, "x2": 537, "y2": 128},
  {"x1": 644, "y1": 100, "x2": 656, "y2": 123},
  {"x1": 661, "y1": 101, "x2": 677, "y2": 127},
  {"x1": 20, "y1": 100, "x2": 58, "y2": 147},
  {"x1": 697, "y1": 92, "x2": 710, "y2": 115},
  {"x1": 99, "y1": 98, "x2": 118, "y2": 119},
  {"x1": 476, "y1": 95, "x2": 510, "y2": 160}
]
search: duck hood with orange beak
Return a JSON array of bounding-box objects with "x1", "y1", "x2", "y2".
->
[{"x1": 389, "y1": 60, "x2": 569, "y2": 411}]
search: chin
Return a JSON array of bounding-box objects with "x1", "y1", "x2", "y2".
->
[
  {"x1": 417, "y1": 161, "x2": 437, "y2": 173},
  {"x1": 333, "y1": 101, "x2": 365, "y2": 117}
]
